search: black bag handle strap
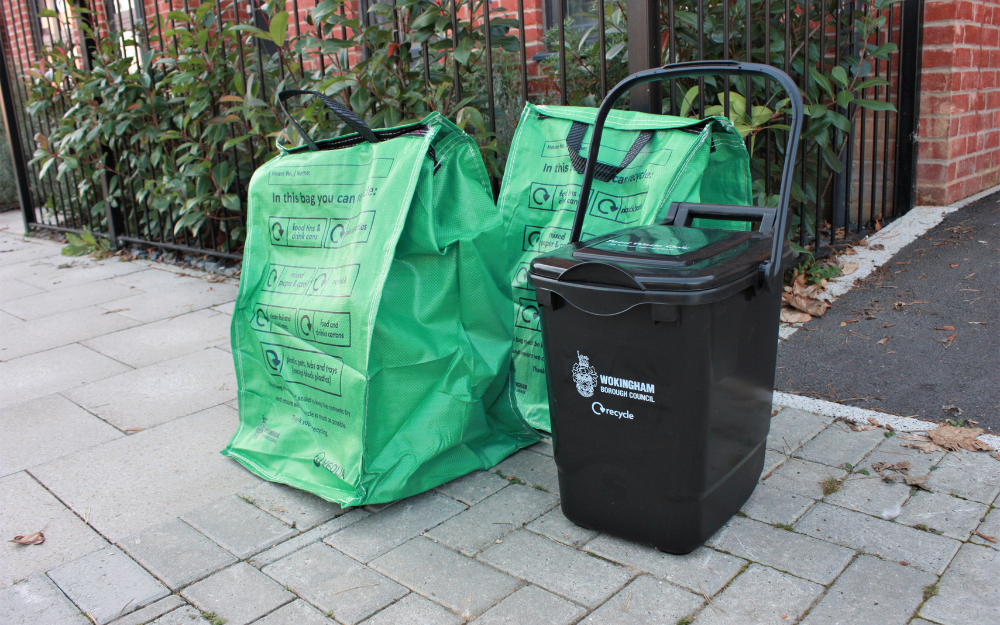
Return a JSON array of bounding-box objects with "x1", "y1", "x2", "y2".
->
[
  {"x1": 565, "y1": 121, "x2": 653, "y2": 183},
  {"x1": 572, "y1": 61, "x2": 804, "y2": 292},
  {"x1": 277, "y1": 89, "x2": 380, "y2": 150}
]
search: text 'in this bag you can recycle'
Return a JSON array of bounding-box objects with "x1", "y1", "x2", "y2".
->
[
  {"x1": 224, "y1": 91, "x2": 538, "y2": 507},
  {"x1": 497, "y1": 103, "x2": 754, "y2": 432}
]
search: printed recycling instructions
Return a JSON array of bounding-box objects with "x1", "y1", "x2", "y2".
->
[
  {"x1": 225, "y1": 100, "x2": 538, "y2": 507},
  {"x1": 498, "y1": 103, "x2": 754, "y2": 432}
]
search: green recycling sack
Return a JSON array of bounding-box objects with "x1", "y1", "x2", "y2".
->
[
  {"x1": 224, "y1": 92, "x2": 538, "y2": 507},
  {"x1": 498, "y1": 103, "x2": 753, "y2": 431}
]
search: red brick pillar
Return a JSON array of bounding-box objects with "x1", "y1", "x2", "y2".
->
[{"x1": 917, "y1": 0, "x2": 1000, "y2": 205}]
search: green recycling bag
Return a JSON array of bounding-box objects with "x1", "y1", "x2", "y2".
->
[
  {"x1": 224, "y1": 91, "x2": 538, "y2": 507},
  {"x1": 498, "y1": 103, "x2": 753, "y2": 431}
]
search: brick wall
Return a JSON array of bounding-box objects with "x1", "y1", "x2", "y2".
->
[{"x1": 917, "y1": 0, "x2": 1000, "y2": 205}]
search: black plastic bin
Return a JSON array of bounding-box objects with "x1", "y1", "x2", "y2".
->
[{"x1": 528, "y1": 61, "x2": 804, "y2": 554}]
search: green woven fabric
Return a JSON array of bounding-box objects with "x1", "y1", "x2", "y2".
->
[
  {"x1": 497, "y1": 103, "x2": 753, "y2": 432},
  {"x1": 224, "y1": 113, "x2": 538, "y2": 506}
]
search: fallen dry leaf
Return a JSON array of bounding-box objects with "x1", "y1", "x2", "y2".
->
[
  {"x1": 974, "y1": 530, "x2": 997, "y2": 543},
  {"x1": 928, "y1": 424, "x2": 992, "y2": 452},
  {"x1": 935, "y1": 326, "x2": 955, "y2": 331},
  {"x1": 963, "y1": 273, "x2": 976, "y2": 280},
  {"x1": 783, "y1": 292, "x2": 831, "y2": 317},
  {"x1": 948, "y1": 263, "x2": 959, "y2": 268},
  {"x1": 780, "y1": 307, "x2": 812, "y2": 324},
  {"x1": 901, "y1": 442, "x2": 946, "y2": 454},
  {"x1": 848, "y1": 422, "x2": 879, "y2": 432},
  {"x1": 10, "y1": 531, "x2": 45, "y2": 545},
  {"x1": 900, "y1": 433, "x2": 931, "y2": 442},
  {"x1": 904, "y1": 474, "x2": 931, "y2": 490},
  {"x1": 840, "y1": 261, "x2": 859, "y2": 275},
  {"x1": 877, "y1": 336, "x2": 889, "y2": 345},
  {"x1": 991, "y1": 452, "x2": 1000, "y2": 462}
]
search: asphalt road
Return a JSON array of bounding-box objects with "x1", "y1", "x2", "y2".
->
[{"x1": 776, "y1": 191, "x2": 1000, "y2": 432}]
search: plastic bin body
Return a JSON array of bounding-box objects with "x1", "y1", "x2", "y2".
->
[{"x1": 534, "y1": 275, "x2": 779, "y2": 554}]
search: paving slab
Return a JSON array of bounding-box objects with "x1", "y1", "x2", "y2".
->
[
  {"x1": 210, "y1": 301, "x2": 235, "y2": 316},
  {"x1": 0, "y1": 239, "x2": 65, "y2": 264},
  {"x1": 0, "y1": 305, "x2": 142, "y2": 361},
  {"x1": 580, "y1": 575, "x2": 702, "y2": 625},
  {"x1": 529, "y1": 438, "x2": 554, "y2": 457},
  {"x1": 478, "y1": 530, "x2": 632, "y2": 609},
  {"x1": 795, "y1": 502, "x2": 961, "y2": 574},
  {"x1": 118, "y1": 518, "x2": 237, "y2": 590},
  {"x1": 762, "y1": 449, "x2": 787, "y2": 477},
  {"x1": 235, "y1": 480, "x2": 345, "y2": 530},
  {"x1": 433, "y1": 470, "x2": 509, "y2": 506},
  {"x1": 262, "y1": 542, "x2": 407, "y2": 625},
  {"x1": 767, "y1": 408, "x2": 833, "y2": 454},
  {"x1": 63, "y1": 348, "x2": 237, "y2": 430},
  {"x1": 108, "y1": 596, "x2": 186, "y2": 625},
  {"x1": 920, "y1": 543, "x2": 1000, "y2": 625},
  {"x1": 371, "y1": 537, "x2": 520, "y2": 619},
  {"x1": 0, "y1": 393, "x2": 122, "y2": 478},
  {"x1": 706, "y1": 516, "x2": 854, "y2": 585},
  {"x1": 0, "y1": 343, "x2": 131, "y2": 409},
  {"x1": 181, "y1": 562, "x2": 293, "y2": 625},
  {"x1": 48, "y1": 546, "x2": 169, "y2": 624},
  {"x1": 492, "y1": 449, "x2": 560, "y2": 494},
  {"x1": 741, "y1": 482, "x2": 816, "y2": 525},
  {"x1": 147, "y1": 605, "x2": 204, "y2": 624},
  {"x1": 361, "y1": 593, "x2": 464, "y2": 625},
  {"x1": 801, "y1": 555, "x2": 935, "y2": 625},
  {"x1": 763, "y1": 458, "x2": 849, "y2": 499},
  {"x1": 692, "y1": 564, "x2": 824, "y2": 625},
  {"x1": 98, "y1": 270, "x2": 238, "y2": 323},
  {"x1": 469, "y1": 585, "x2": 585, "y2": 625},
  {"x1": 252, "y1": 599, "x2": 334, "y2": 625},
  {"x1": 794, "y1": 424, "x2": 885, "y2": 468},
  {"x1": 325, "y1": 491, "x2": 465, "y2": 562},
  {"x1": 970, "y1": 507, "x2": 999, "y2": 550},
  {"x1": 249, "y1": 508, "x2": 371, "y2": 568},
  {"x1": 0, "y1": 280, "x2": 137, "y2": 320},
  {"x1": 585, "y1": 535, "x2": 745, "y2": 596},
  {"x1": 527, "y1": 505, "x2": 599, "y2": 547},
  {"x1": 0, "y1": 309, "x2": 23, "y2": 326},
  {"x1": 0, "y1": 256, "x2": 146, "y2": 291},
  {"x1": 895, "y1": 490, "x2": 989, "y2": 541},
  {"x1": 82, "y1": 309, "x2": 231, "y2": 368},
  {"x1": 824, "y1": 474, "x2": 912, "y2": 518},
  {"x1": 29, "y1": 404, "x2": 261, "y2": 543},
  {"x1": 925, "y1": 451, "x2": 1000, "y2": 504},
  {"x1": 1, "y1": 278, "x2": 44, "y2": 300},
  {"x1": 0, "y1": 471, "x2": 109, "y2": 589},
  {"x1": 426, "y1": 484, "x2": 558, "y2": 555},
  {"x1": 182, "y1": 495, "x2": 297, "y2": 559},
  {"x1": 0, "y1": 574, "x2": 91, "y2": 625}
]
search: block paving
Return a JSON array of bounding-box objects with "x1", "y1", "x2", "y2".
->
[{"x1": 0, "y1": 213, "x2": 998, "y2": 624}]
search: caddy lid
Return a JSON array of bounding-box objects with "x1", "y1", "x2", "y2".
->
[{"x1": 530, "y1": 224, "x2": 772, "y2": 292}]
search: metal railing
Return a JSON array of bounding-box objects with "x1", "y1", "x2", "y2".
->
[{"x1": 0, "y1": 0, "x2": 923, "y2": 259}]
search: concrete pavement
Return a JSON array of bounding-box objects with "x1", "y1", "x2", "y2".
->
[{"x1": 1, "y1": 210, "x2": 998, "y2": 625}]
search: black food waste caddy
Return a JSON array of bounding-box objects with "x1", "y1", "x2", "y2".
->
[{"x1": 528, "y1": 61, "x2": 804, "y2": 554}]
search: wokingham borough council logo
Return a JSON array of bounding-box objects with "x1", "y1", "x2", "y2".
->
[{"x1": 571, "y1": 352, "x2": 599, "y2": 397}]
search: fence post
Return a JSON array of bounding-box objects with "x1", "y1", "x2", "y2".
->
[
  {"x1": 626, "y1": 0, "x2": 661, "y2": 113},
  {"x1": 893, "y1": 0, "x2": 923, "y2": 217},
  {"x1": 0, "y1": 30, "x2": 37, "y2": 234}
]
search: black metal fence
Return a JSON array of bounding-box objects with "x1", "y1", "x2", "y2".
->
[{"x1": 0, "y1": 0, "x2": 923, "y2": 260}]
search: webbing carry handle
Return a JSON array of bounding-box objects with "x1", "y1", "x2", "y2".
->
[
  {"x1": 571, "y1": 61, "x2": 804, "y2": 292},
  {"x1": 277, "y1": 89, "x2": 381, "y2": 149},
  {"x1": 565, "y1": 121, "x2": 654, "y2": 183}
]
